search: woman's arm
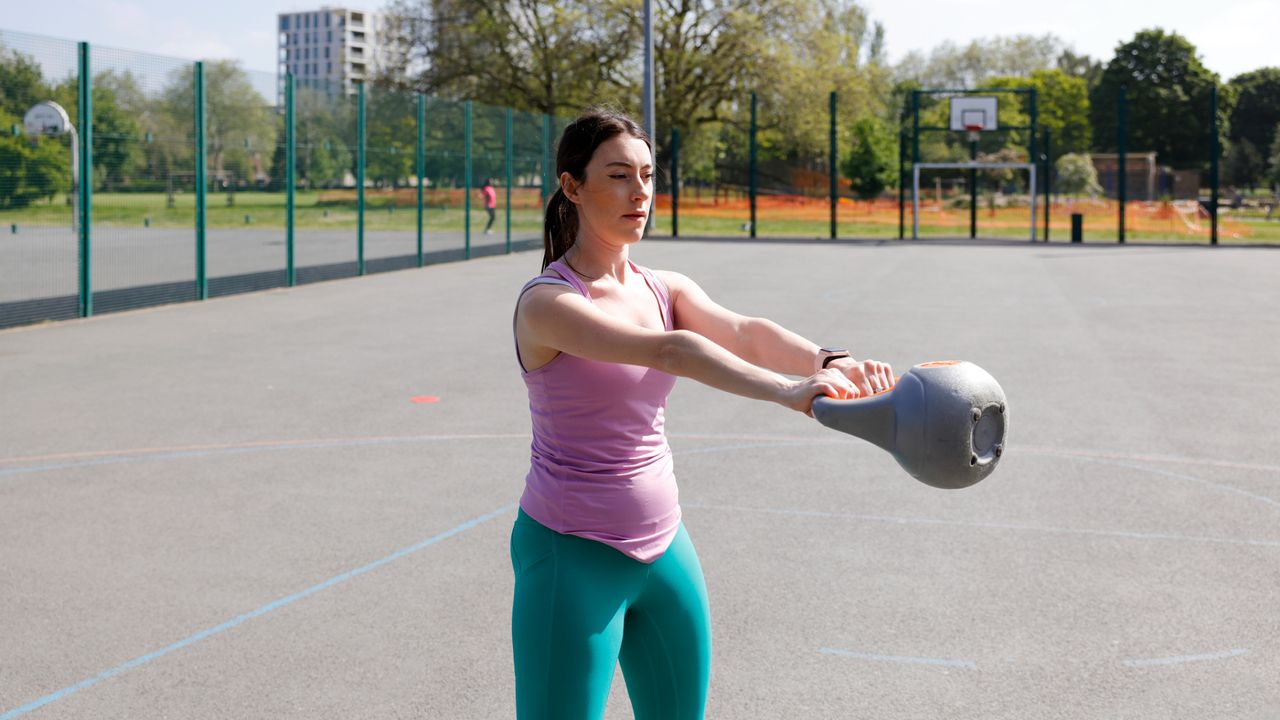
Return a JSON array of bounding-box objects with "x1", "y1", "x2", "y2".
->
[
  {"x1": 516, "y1": 284, "x2": 855, "y2": 412},
  {"x1": 656, "y1": 269, "x2": 895, "y2": 396}
]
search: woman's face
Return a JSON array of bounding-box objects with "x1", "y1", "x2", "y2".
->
[{"x1": 564, "y1": 134, "x2": 653, "y2": 247}]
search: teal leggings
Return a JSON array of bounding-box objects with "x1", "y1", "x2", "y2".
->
[{"x1": 510, "y1": 509, "x2": 712, "y2": 719}]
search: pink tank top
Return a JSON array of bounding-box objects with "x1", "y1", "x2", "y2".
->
[{"x1": 514, "y1": 259, "x2": 680, "y2": 562}]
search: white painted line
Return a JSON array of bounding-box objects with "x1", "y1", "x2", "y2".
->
[
  {"x1": 684, "y1": 501, "x2": 1280, "y2": 549},
  {"x1": 820, "y1": 647, "x2": 977, "y2": 669},
  {"x1": 1123, "y1": 648, "x2": 1249, "y2": 668}
]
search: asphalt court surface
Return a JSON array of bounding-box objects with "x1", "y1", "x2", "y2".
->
[{"x1": 2, "y1": 238, "x2": 1279, "y2": 718}]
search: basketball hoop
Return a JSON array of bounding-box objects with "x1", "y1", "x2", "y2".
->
[{"x1": 965, "y1": 124, "x2": 983, "y2": 143}]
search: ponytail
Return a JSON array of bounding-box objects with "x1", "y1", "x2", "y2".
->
[
  {"x1": 539, "y1": 108, "x2": 651, "y2": 272},
  {"x1": 542, "y1": 187, "x2": 578, "y2": 270}
]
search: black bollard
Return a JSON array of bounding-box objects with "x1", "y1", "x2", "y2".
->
[
  {"x1": 1071, "y1": 213, "x2": 1083, "y2": 243},
  {"x1": 812, "y1": 360, "x2": 1008, "y2": 489}
]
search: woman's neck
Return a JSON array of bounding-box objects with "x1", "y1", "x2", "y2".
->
[{"x1": 564, "y1": 240, "x2": 628, "y2": 283}]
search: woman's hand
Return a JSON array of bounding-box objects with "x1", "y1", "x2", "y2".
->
[
  {"x1": 828, "y1": 357, "x2": 896, "y2": 397},
  {"x1": 782, "y1": 368, "x2": 860, "y2": 416}
]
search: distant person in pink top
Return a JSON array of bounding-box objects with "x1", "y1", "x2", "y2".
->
[
  {"x1": 510, "y1": 109, "x2": 896, "y2": 719},
  {"x1": 481, "y1": 178, "x2": 497, "y2": 235}
]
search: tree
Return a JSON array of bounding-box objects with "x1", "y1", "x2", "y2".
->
[
  {"x1": 159, "y1": 60, "x2": 278, "y2": 188},
  {"x1": 0, "y1": 108, "x2": 72, "y2": 208},
  {"x1": 987, "y1": 69, "x2": 1091, "y2": 157},
  {"x1": 0, "y1": 48, "x2": 72, "y2": 207},
  {"x1": 1226, "y1": 68, "x2": 1280, "y2": 168},
  {"x1": 1089, "y1": 29, "x2": 1223, "y2": 168},
  {"x1": 382, "y1": 0, "x2": 637, "y2": 116},
  {"x1": 842, "y1": 116, "x2": 895, "y2": 199},
  {"x1": 50, "y1": 70, "x2": 144, "y2": 191},
  {"x1": 1224, "y1": 138, "x2": 1264, "y2": 191},
  {"x1": 1055, "y1": 153, "x2": 1102, "y2": 196},
  {"x1": 894, "y1": 34, "x2": 1066, "y2": 89},
  {"x1": 0, "y1": 48, "x2": 46, "y2": 118},
  {"x1": 1056, "y1": 50, "x2": 1103, "y2": 92},
  {"x1": 1268, "y1": 123, "x2": 1280, "y2": 189}
]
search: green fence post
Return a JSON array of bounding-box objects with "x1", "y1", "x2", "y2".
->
[
  {"x1": 671, "y1": 128, "x2": 680, "y2": 238},
  {"x1": 195, "y1": 61, "x2": 207, "y2": 300},
  {"x1": 969, "y1": 126, "x2": 977, "y2": 239},
  {"x1": 505, "y1": 107, "x2": 513, "y2": 253},
  {"x1": 749, "y1": 92, "x2": 757, "y2": 238},
  {"x1": 1043, "y1": 127, "x2": 1051, "y2": 242},
  {"x1": 416, "y1": 93, "x2": 425, "y2": 267},
  {"x1": 286, "y1": 73, "x2": 296, "y2": 286},
  {"x1": 829, "y1": 90, "x2": 838, "y2": 240},
  {"x1": 464, "y1": 100, "x2": 472, "y2": 259},
  {"x1": 77, "y1": 41, "x2": 92, "y2": 317},
  {"x1": 542, "y1": 113, "x2": 551, "y2": 209},
  {"x1": 898, "y1": 111, "x2": 905, "y2": 240},
  {"x1": 1210, "y1": 84, "x2": 1219, "y2": 246},
  {"x1": 911, "y1": 91, "x2": 920, "y2": 239},
  {"x1": 1118, "y1": 84, "x2": 1126, "y2": 244},
  {"x1": 357, "y1": 82, "x2": 366, "y2": 274}
]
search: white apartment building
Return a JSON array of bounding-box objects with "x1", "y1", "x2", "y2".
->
[{"x1": 276, "y1": 6, "x2": 395, "y2": 102}]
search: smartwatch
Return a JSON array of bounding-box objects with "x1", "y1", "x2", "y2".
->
[{"x1": 819, "y1": 346, "x2": 850, "y2": 369}]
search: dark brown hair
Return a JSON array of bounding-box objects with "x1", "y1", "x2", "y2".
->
[{"x1": 542, "y1": 109, "x2": 652, "y2": 270}]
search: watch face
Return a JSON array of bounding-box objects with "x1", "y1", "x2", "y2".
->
[{"x1": 820, "y1": 347, "x2": 848, "y2": 354}]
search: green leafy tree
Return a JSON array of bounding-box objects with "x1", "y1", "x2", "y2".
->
[
  {"x1": 1089, "y1": 29, "x2": 1224, "y2": 168},
  {"x1": 0, "y1": 48, "x2": 46, "y2": 118},
  {"x1": 50, "y1": 70, "x2": 144, "y2": 191},
  {"x1": 986, "y1": 70, "x2": 1091, "y2": 157},
  {"x1": 383, "y1": 0, "x2": 637, "y2": 115},
  {"x1": 1224, "y1": 138, "x2": 1264, "y2": 191},
  {"x1": 1268, "y1": 123, "x2": 1280, "y2": 188},
  {"x1": 159, "y1": 60, "x2": 278, "y2": 188},
  {"x1": 0, "y1": 108, "x2": 72, "y2": 208},
  {"x1": 1055, "y1": 152, "x2": 1102, "y2": 196},
  {"x1": 1226, "y1": 68, "x2": 1280, "y2": 183},
  {"x1": 842, "y1": 116, "x2": 896, "y2": 198},
  {"x1": 365, "y1": 88, "x2": 416, "y2": 188},
  {"x1": 895, "y1": 34, "x2": 1065, "y2": 89},
  {"x1": 1056, "y1": 50, "x2": 1103, "y2": 92},
  {"x1": 0, "y1": 48, "x2": 74, "y2": 207}
]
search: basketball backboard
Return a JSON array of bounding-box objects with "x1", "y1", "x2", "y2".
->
[
  {"x1": 23, "y1": 101, "x2": 72, "y2": 136},
  {"x1": 949, "y1": 97, "x2": 998, "y2": 132}
]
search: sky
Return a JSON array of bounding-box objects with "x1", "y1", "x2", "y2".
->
[{"x1": 5, "y1": 0, "x2": 1274, "y2": 80}]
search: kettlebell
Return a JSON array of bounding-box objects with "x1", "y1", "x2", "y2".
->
[{"x1": 811, "y1": 360, "x2": 1008, "y2": 489}]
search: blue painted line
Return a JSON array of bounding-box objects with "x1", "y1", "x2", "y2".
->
[
  {"x1": 1122, "y1": 648, "x2": 1249, "y2": 668},
  {"x1": 0, "y1": 503, "x2": 516, "y2": 720},
  {"x1": 820, "y1": 647, "x2": 977, "y2": 669}
]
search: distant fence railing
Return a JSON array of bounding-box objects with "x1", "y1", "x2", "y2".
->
[
  {"x1": 3, "y1": 28, "x2": 1276, "y2": 328},
  {"x1": 0, "y1": 28, "x2": 577, "y2": 328}
]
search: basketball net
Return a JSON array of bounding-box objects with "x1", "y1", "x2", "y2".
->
[{"x1": 965, "y1": 124, "x2": 983, "y2": 143}]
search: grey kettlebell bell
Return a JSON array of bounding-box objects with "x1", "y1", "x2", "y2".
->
[{"x1": 811, "y1": 360, "x2": 1008, "y2": 489}]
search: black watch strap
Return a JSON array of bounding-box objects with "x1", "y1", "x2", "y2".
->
[{"x1": 820, "y1": 348, "x2": 850, "y2": 369}]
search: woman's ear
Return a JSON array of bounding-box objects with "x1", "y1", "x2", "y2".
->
[{"x1": 560, "y1": 172, "x2": 581, "y2": 204}]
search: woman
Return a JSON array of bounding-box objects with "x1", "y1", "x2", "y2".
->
[{"x1": 510, "y1": 109, "x2": 895, "y2": 719}]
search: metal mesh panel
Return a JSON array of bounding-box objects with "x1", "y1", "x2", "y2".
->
[
  {"x1": 363, "y1": 85, "x2": 417, "y2": 272},
  {"x1": 294, "y1": 76, "x2": 357, "y2": 283},
  {"x1": 206, "y1": 66, "x2": 286, "y2": 296},
  {"x1": 421, "y1": 96, "x2": 465, "y2": 262},
  {"x1": 0, "y1": 30, "x2": 80, "y2": 325},
  {"x1": 510, "y1": 109, "x2": 548, "y2": 255},
  {"x1": 87, "y1": 44, "x2": 198, "y2": 313}
]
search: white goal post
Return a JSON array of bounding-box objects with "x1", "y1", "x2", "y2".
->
[{"x1": 912, "y1": 162, "x2": 1036, "y2": 241}]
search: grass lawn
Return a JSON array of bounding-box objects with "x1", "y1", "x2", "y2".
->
[{"x1": 4, "y1": 192, "x2": 1277, "y2": 245}]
